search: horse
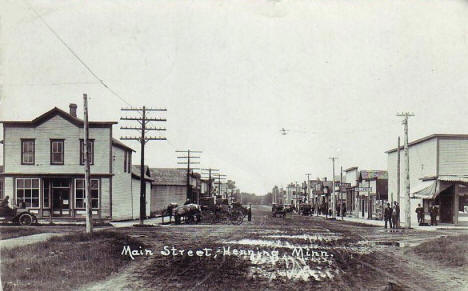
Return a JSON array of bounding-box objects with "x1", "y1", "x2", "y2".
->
[{"x1": 173, "y1": 204, "x2": 201, "y2": 224}]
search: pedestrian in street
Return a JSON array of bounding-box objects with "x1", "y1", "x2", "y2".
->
[
  {"x1": 415, "y1": 203, "x2": 424, "y2": 225},
  {"x1": 384, "y1": 203, "x2": 393, "y2": 229},
  {"x1": 248, "y1": 204, "x2": 252, "y2": 222},
  {"x1": 430, "y1": 204, "x2": 438, "y2": 226}
]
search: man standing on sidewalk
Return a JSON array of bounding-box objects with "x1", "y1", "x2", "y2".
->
[
  {"x1": 384, "y1": 203, "x2": 393, "y2": 229},
  {"x1": 430, "y1": 204, "x2": 438, "y2": 226},
  {"x1": 394, "y1": 201, "x2": 400, "y2": 228},
  {"x1": 416, "y1": 203, "x2": 424, "y2": 225},
  {"x1": 391, "y1": 203, "x2": 398, "y2": 229}
]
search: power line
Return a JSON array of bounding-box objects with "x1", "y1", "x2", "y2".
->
[
  {"x1": 120, "y1": 106, "x2": 167, "y2": 224},
  {"x1": 23, "y1": 0, "x2": 133, "y2": 107},
  {"x1": 176, "y1": 150, "x2": 202, "y2": 203}
]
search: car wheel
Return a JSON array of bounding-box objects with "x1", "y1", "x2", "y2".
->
[{"x1": 19, "y1": 213, "x2": 33, "y2": 226}]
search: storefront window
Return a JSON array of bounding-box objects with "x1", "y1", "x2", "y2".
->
[
  {"x1": 16, "y1": 178, "x2": 40, "y2": 208},
  {"x1": 75, "y1": 179, "x2": 99, "y2": 209}
]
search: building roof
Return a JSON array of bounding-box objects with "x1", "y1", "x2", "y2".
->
[
  {"x1": 359, "y1": 170, "x2": 388, "y2": 180},
  {"x1": 149, "y1": 168, "x2": 187, "y2": 186},
  {"x1": 0, "y1": 107, "x2": 117, "y2": 128},
  {"x1": 385, "y1": 134, "x2": 468, "y2": 154},
  {"x1": 131, "y1": 165, "x2": 153, "y2": 181},
  {"x1": 112, "y1": 138, "x2": 135, "y2": 152},
  {"x1": 344, "y1": 166, "x2": 358, "y2": 172}
]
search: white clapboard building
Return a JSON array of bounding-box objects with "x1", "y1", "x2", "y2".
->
[
  {"x1": 0, "y1": 104, "x2": 151, "y2": 221},
  {"x1": 387, "y1": 134, "x2": 468, "y2": 226}
]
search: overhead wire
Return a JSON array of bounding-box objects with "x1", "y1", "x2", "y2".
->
[{"x1": 23, "y1": 0, "x2": 133, "y2": 107}]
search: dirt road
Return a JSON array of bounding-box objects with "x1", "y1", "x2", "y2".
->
[{"x1": 81, "y1": 205, "x2": 467, "y2": 291}]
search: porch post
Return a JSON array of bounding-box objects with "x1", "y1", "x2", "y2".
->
[{"x1": 453, "y1": 184, "x2": 459, "y2": 225}]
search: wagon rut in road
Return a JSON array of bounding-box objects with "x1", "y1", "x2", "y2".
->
[{"x1": 222, "y1": 230, "x2": 374, "y2": 282}]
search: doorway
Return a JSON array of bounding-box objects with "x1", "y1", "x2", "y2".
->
[
  {"x1": 51, "y1": 179, "x2": 71, "y2": 217},
  {"x1": 439, "y1": 186, "x2": 454, "y2": 223}
]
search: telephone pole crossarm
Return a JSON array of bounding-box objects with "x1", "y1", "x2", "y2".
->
[
  {"x1": 120, "y1": 105, "x2": 167, "y2": 225},
  {"x1": 121, "y1": 107, "x2": 167, "y2": 112}
]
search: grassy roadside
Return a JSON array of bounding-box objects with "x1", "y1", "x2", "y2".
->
[
  {"x1": 0, "y1": 227, "x2": 45, "y2": 240},
  {"x1": 1, "y1": 231, "x2": 143, "y2": 291},
  {"x1": 407, "y1": 234, "x2": 468, "y2": 267}
]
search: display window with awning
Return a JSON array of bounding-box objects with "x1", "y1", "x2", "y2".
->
[
  {"x1": 412, "y1": 176, "x2": 468, "y2": 225},
  {"x1": 411, "y1": 179, "x2": 451, "y2": 199}
]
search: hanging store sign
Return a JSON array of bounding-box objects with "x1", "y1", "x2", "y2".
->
[{"x1": 356, "y1": 187, "x2": 372, "y2": 192}]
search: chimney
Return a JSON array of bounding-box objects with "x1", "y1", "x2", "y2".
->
[{"x1": 69, "y1": 103, "x2": 77, "y2": 117}]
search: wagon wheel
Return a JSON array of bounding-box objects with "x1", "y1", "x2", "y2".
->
[
  {"x1": 174, "y1": 215, "x2": 181, "y2": 225},
  {"x1": 19, "y1": 213, "x2": 33, "y2": 226},
  {"x1": 230, "y1": 209, "x2": 245, "y2": 225},
  {"x1": 201, "y1": 210, "x2": 216, "y2": 224}
]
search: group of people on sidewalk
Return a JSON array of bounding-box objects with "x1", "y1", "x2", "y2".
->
[
  {"x1": 415, "y1": 203, "x2": 439, "y2": 226},
  {"x1": 384, "y1": 201, "x2": 400, "y2": 229}
]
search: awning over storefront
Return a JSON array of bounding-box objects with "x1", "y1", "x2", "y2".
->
[
  {"x1": 411, "y1": 179, "x2": 451, "y2": 199},
  {"x1": 438, "y1": 175, "x2": 468, "y2": 183}
]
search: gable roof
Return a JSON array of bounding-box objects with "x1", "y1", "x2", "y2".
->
[
  {"x1": 385, "y1": 134, "x2": 468, "y2": 154},
  {"x1": 131, "y1": 165, "x2": 153, "y2": 181},
  {"x1": 112, "y1": 138, "x2": 135, "y2": 152},
  {"x1": 149, "y1": 168, "x2": 187, "y2": 186},
  {"x1": 344, "y1": 166, "x2": 358, "y2": 172},
  {"x1": 0, "y1": 107, "x2": 117, "y2": 128},
  {"x1": 359, "y1": 170, "x2": 388, "y2": 180}
]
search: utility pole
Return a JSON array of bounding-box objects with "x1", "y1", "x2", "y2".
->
[
  {"x1": 329, "y1": 157, "x2": 338, "y2": 219},
  {"x1": 340, "y1": 166, "x2": 344, "y2": 220},
  {"x1": 305, "y1": 173, "x2": 311, "y2": 205},
  {"x1": 397, "y1": 112, "x2": 414, "y2": 228},
  {"x1": 397, "y1": 136, "x2": 401, "y2": 228},
  {"x1": 83, "y1": 94, "x2": 93, "y2": 234},
  {"x1": 212, "y1": 173, "x2": 227, "y2": 198},
  {"x1": 176, "y1": 150, "x2": 202, "y2": 203},
  {"x1": 201, "y1": 168, "x2": 219, "y2": 198},
  {"x1": 121, "y1": 106, "x2": 167, "y2": 225}
]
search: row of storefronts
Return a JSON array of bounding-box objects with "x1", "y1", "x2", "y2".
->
[{"x1": 272, "y1": 134, "x2": 468, "y2": 226}]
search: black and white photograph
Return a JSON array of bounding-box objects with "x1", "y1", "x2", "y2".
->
[{"x1": 0, "y1": 0, "x2": 467, "y2": 290}]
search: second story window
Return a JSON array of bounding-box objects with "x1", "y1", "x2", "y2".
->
[
  {"x1": 50, "y1": 139, "x2": 64, "y2": 165},
  {"x1": 80, "y1": 140, "x2": 94, "y2": 165},
  {"x1": 21, "y1": 139, "x2": 35, "y2": 165}
]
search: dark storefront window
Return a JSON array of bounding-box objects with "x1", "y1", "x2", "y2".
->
[
  {"x1": 16, "y1": 178, "x2": 40, "y2": 208},
  {"x1": 75, "y1": 179, "x2": 99, "y2": 209}
]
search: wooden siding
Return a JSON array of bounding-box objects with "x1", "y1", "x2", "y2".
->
[
  {"x1": 4, "y1": 115, "x2": 111, "y2": 174},
  {"x1": 130, "y1": 176, "x2": 152, "y2": 219},
  {"x1": 387, "y1": 138, "x2": 437, "y2": 224},
  {"x1": 111, "y1": 146, "x2": 134, "y2": 220},
  {"x1": 100, "y1": 178, "x2": 111, "y2": 218},
  {"x1": 151, "y1": 185, "x2": 186, "y2": 213},
  {"x1": 345, "y1": 168, "x2": 359, "y2": 187},
  {"x1": 439, "y1": 138, "x2": 468, "y2": 176}
]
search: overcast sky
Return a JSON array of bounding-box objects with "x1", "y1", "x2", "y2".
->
[{"x1": 1, "y1": 0, "x2": 468, "y2": 194}]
